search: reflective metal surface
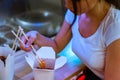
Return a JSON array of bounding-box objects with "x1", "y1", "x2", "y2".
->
[
  {"x1": 0, "y1": 0, "x2": 64, "y2": 46},
  {"x1": 0, "y1": 24, "x2": 16, "y2": 46},
  {"x1": 9, "y1": 10, "x2": 62, "y2": 37}
]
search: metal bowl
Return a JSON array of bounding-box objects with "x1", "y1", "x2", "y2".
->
[{"x1": 11, "y1": 10, "x2": 62, "y2": 37}]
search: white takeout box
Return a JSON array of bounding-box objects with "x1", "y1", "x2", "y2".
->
[
  {"x1": 4, "y1": 54, "x2": 14, "y2": 80},
  {"x1": 33, "y1": 68, "x2": 54, "y2": 80},
  {"x1": 0, "y1": 45, "x2": 14, "y2": 80},
  {"x1": 25, "y1": 46, "x2": 56, "y2": 80}
]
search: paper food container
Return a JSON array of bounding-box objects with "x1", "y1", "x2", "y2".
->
[
  {"x1": 4, "y1": 54, "x2": 14, "y2": 80},
  {"x1": 25, "y1": 46, "x2": 56, "y2": 80},
  {"x1": 0, "y1": 45, "x2": 15, "y2": 80}
]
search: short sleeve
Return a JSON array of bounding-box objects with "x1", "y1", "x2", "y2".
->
[
  {"x1": 104, "y1": 21, "x2": 120, "y2": 46},
  {"x1": 65, "y1": 9, "x2": 75, "y2": 24}
]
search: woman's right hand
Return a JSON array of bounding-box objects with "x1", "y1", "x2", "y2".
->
[{"x1": 20, "y1": 31, "x2": 39, "y2": 52}]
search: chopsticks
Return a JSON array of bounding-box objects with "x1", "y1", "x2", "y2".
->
[
  {"x1": 12, "y1": 28, "x2": 22, "y2": 54},
  {"x1": 11, "y1": 26, "x2": 46, "y2": 68},
  {"x1": 18, "y1": 26, "x2": 37, "y2": 55}
]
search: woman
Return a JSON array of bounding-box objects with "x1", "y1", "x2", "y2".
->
[{"x1": 20, "y1": 0, "x2": 120, "y2": 80}]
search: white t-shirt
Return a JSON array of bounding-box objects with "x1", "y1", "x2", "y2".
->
[{"x1": 65, "y1": 5, "x2": 120, "y2": 79}]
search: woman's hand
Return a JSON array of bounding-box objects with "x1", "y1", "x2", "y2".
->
[
  {"x1": 20, "y1": 20, "x2": 72, "y2": 53},
  {"x1": 20, "y1": 31, "x2": 39, "y2": 52}
]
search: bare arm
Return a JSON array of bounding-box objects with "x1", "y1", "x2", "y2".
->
[
  {"x1": 105, "y1": 39, "x2": 120, "y2": 80},
  {"x1": 20, "y1": 20, "x2": 72, "y2": 53},
  {"x1": 36, "y1": 20, "x2": 72, "y2": 53}
]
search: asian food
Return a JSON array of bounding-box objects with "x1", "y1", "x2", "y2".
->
[
  {"x1": 36, "y1": 58, "x2": 55, "y2": 70},
  {"x1": 0, "y1": 56, "x2": 6, "y2": 64}
]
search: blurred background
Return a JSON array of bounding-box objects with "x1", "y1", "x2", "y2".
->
[
  {"x1": 0, "y1": 0, "x2": 66, "y2": 17},
  {"x1": 0, "y1": 0, "x2": 66, "y2": 46}
]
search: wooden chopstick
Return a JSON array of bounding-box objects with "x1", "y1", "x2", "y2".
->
[
  {"x1": 11, "y1": 30, "x2": 37, "y2": 55},
  {"x1": 11, "y1": 30, "x2": 24, "y2": 44},
  {"x1": 11, "y1": 28, "x2": 46, "y2": 68},
  {"x1": 18, "y1": 26, "x2": 37, "y2": 55},
  {"x1": 12, "y1": 29, "x2": 21, "y2": 52},
  {"x1": 18, "y1": 26, "x2": 46, "y2": 68}
]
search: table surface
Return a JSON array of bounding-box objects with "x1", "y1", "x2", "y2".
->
[{"x1": 14, "y1": 42, "x2": 82, "y2": 80}]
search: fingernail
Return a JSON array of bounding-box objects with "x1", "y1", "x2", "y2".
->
[{"x1": 25, "y1": 44, "x2": 30, "y2": 48}]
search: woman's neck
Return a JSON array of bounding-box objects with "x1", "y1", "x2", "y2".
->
[{"x1": 85, "y1": 1, "x2": 111, "y2": 22}]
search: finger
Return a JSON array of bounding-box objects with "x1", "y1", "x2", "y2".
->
[
  {"x1": 20, "y1": 36, "x2": 27, "y2": 44},
  {"x1": 33, "y1": 44, "x2": 39, "y2": 50},
  {"x1": 20, "y1": 36, "x2": 26, "y2": 48},
  {"x1": 20, "y1": 36, "x2": 32, "y2": 51},
  {"x1": 20, "y1": 43, "x2": 32, "y2": 52},
  {"x1": 25, "y1": 36, "x2": 35, "y2": 48}
]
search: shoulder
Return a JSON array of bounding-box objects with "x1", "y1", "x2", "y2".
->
[
  {"x1": 105, "y1": 6, "x2": 120, "y2": 33},
  {"x1": 106, "y1": 7, "x2": 120, "y2": 32},
  {"x1": 103, "y1": 7, "x2": 120, "y2": 46},
  {"x1": 111, "y1": 6, "x2": 120, "y2": 22}
]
